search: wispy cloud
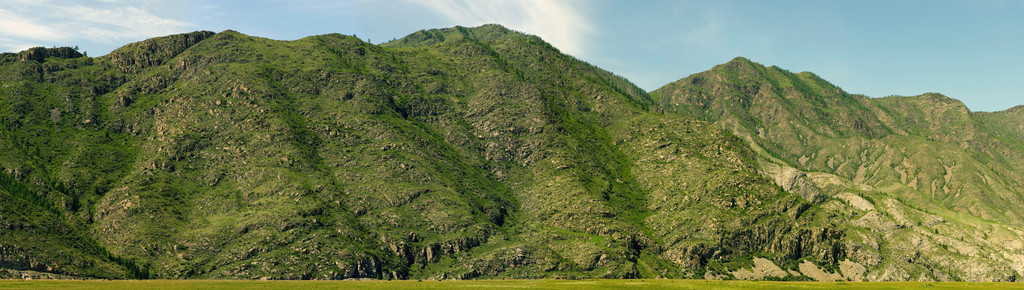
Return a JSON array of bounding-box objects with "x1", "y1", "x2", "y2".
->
[
  {"x1": 0, "y1": 0, "x2": 192, "y2": 53},
  {"x1": 404, "y1": 0, "x2": 595, "y2": 57}
]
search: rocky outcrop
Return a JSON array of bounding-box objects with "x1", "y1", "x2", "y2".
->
[
  {"x1": 763, "y1": 163, "x2": 826, "y2": 203},
  {"x1": 416, "y1": 236, "x2": 486, "y2": 265},
  {"x1": 106, "y1": 30, "x2": 215, "y2": 73},
  {"x1": 11, "y1": 47, "x2": 83, "y2": 62},
  {"x1": 730, "y1": 257, "x2": 788, "y2": 280}
]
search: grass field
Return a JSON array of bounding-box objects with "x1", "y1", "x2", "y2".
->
[{"x1": 2, "y1": 279, "x2": 1023, "y2": 289}]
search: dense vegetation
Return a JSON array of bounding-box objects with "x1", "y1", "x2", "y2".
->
[{"x1": 0, "y1": 25, "x2": 1021, "y2": 282}]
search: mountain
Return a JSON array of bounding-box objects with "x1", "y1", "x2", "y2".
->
[
  {"x1": 651, "y1": 57, "x2": 1024, "y2": 281},
  {"x1": 0, "y1": 25, "x2": 843, "y2": 280},
  {"x1": 1, "y1": 25, "x2": 1021, "y2": 282}
]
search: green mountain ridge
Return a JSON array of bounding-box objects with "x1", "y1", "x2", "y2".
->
[
  {"x1": 652, "y1": 57, "x2": 1024, "y2": 225},
  {"x1": 653, "y1": 57, "x2": 1024, "y2": 281},
  {"x1": 0, "y1": 25, "x2": 1021, "y2": 281}
]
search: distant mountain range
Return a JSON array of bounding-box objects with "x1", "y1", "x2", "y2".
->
[{"x1": 1, "y1": 24, "x2": 1021, "y2": 281}]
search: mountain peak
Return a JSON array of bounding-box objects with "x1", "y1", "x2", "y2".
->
[
  {"x1": 382, "y1": 24, "x2": 528, "y2": 48},
  {"x1": 707, "y1": 56, "x2": 767, "y2": 77},
  {"x1": 917, "y1": 92, "x2": 971, "y2": 112},
  {"x1": 917, "y1": 92, "x2": 954, "y2": 101},
  {"x1": 882, "y1": 93, "x2": 970, "y2": 112},
  {"x1": 727, "y1": 56, "x2": 753, "y2": 65},
  {"x1": 718, "y1": 56, "x2": 758, "y2": 69}
]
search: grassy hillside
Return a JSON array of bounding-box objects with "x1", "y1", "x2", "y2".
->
[
  {"x1": 651, "y1": 57, "x2": 1024, "y2": 281},
  {"x1": 0, "y1": 25, "x2": 843, "y2": 280}
]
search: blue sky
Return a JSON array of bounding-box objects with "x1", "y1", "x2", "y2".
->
[{"x1": 2, "y1": 0, "x2": 1021, "y2": 111}]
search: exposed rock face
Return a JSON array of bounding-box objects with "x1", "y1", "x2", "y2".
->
[
  {"x1": 762, "y1": 163, "x2": 825, "y2": 203},
  {"x1": 798, "y1": 260, "x2": 843, "y2": 282},
  {"x1": 731, "y1": 258, "x2": 787, "y2": 280},
  {"x1": 106, "y1": 30, "x2": 215, "y2": 73},
  {"x1": 839, "y1": 259, "x2": 867, "y2": 281}
]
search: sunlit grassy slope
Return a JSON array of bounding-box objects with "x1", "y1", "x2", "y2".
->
[{"x1": 0, "y1": 25, "x2": 842, "y2": 280}]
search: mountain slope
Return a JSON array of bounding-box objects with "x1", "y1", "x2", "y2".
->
[
  {"x1": 1, "y1": 25, "x2": 843, "y2": 280},
  {"x1": 651, "y1": 57, "x2": 1024, "y2": 281}
]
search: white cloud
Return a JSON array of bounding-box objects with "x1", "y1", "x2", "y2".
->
[
  {"x1": 53, "y1": 5, "x2": 191, "y2": 41},
  {"x1": 0, "y1": 8, "x2": 65, "y2": 41},
  {"x1": 404, "y1": 0, "x2": 595, "y2": 57},
  {"x1": 0, "y1": 0, "x2": 192, "y2": 52}
]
